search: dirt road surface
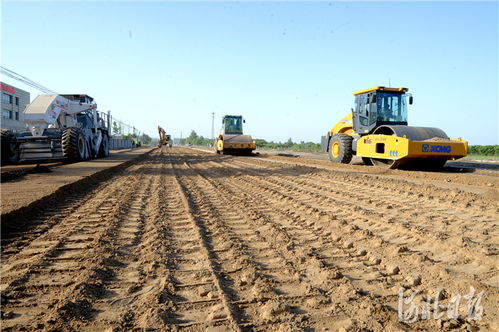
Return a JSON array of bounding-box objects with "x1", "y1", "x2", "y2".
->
[
  {"x1": 1, "y1": 147, "x2": 497, "y2": 331},
  {"x1": 1, "y1": 148, "x2": 153, "y2": 216}
]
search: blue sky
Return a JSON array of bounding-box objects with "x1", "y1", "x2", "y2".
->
[{"x1": 1, "y1": 1, "x2": 497, "y2": 144}]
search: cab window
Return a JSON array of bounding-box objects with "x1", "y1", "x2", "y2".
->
[
  {"x1": 224, "y1": 117, "x2": 243, "y2": 134},
  {"x1": 376, "y1": 92, "x2": 408, "y2": 122}
]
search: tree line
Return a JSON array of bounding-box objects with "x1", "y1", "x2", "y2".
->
[
  {"x1": 468, "y1": 145, "x2": 499, "y2": 156},
  {"x1": 255, "y1": 139, "x2": 321, "y2": 152},
  {"x1": 179, "y1": 131, "x2": 213, "y2": 146}
]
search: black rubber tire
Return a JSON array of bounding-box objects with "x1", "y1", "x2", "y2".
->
[
  {"x1": 328, "y1": 134, "x2": 353, "y2": 164},
  {"x1": 1, "y1": 130, "x2": 20, "y2": 164},
  {"x1": 62, "y1": 128, "x2": 86, "y2": 161},
  {"x1": 362, "y1": 157, "x2": 372, "y2": 165},
  {"x1": 98, "y1": 133, "x2": 110, "y2": 158}
]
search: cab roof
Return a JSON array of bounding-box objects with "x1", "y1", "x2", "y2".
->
[{"x1": 353, "y1": 86, "x2": 408, "y2": 95}]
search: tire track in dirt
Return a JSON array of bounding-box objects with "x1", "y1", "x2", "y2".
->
[
  {"x1": 107, "y1": 153, "x2": 177, "y2": 330},
  {"x1": 224, "y1": 159, "x2": 498, "y2": 329},
  {"x1": 255, "y1": 151, "x2": 499, "y2": 191},
  {"x1": 227, "y1": 158, "x2": 498, "y2": 287},
  {"x1": 173, "y1": 147, "x2": 497, "y2": 330},
  {"x1": 0, "y1": 157, "x2": 154, "y2": 330},
  {"x1": 1, "y1": 159, "x2": 153, "y2": 260},
  {"x1": 1, "y1": 194, "x2": 87, "y2": 258},
  {"x1": 176, "y1": 162, "x2": 315, "y2": 330},
  {"x1": 170, "y1": 149, "x2": 396, "y2": 331},
  {"x1": 81, "y1": 173, "x2": 155, "y2": 330},
  {"x1": 170, "y1": 156, "x2": 244, "y2": 330},
  {"x1": 2, "y1": 147, "x2": 497, "y2": 331}
]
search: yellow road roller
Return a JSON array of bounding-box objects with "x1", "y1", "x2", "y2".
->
[
  {"x1": 321, "y1": 87, "x2": 467, "y2": 169},
  {"x1": 215, "y1": 115, "x2": 256, "y2": 155}
]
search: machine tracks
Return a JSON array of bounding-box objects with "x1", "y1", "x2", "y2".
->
[{"x1": 1, "y1": 147, "x2": 497, "y2": 331}]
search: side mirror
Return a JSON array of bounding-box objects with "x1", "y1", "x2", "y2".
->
[
  {"x1": 409, "y1": 96, "x2": 413, "y2": 105},
  {"x1": 351, "y1": 108, "x2": 354, "y2": 112},
  {"x1": 243, "y1": 119, "x2": 246, "y2": 123}
]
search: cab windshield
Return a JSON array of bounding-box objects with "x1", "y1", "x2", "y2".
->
[
  {"x1": 224, "y1": 117, "x2": 243, "y2": 134},
  {"x1": 376, "y1": 92, "x2": 408, "y2": 123}
]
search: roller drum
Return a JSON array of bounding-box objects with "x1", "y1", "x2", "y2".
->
[{"x1": 373, "y1": 125, "x2": 449, "y2": 141}]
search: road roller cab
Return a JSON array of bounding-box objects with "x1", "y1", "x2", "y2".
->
[
  {"x1": 352, "y1": 87, "x2": 410, "y2": 135},
  {"x1": 321, "y1": 87, "x2": 468, "y2": 169}
]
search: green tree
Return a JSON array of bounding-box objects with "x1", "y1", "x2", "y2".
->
[
  {"x1": 283, "y1": 138, "x2": 293, "y2": 148},
  {"x1": 468, "y1": 145, "x2": 499, "y2": 156},
  {"x1": 182, "y1": 130, "x2": 212, "y2": 146},
  {"x1": 123, "y1": 133, "x2": 138, "y2": 140},
  {"x1": 187, "y1": 130, "x2": 198, "y2": 141},
  {"x1": 140, "y1": 133, "x2": 152, "y2": 145},
  {"x1": 112, "y1": 121, "x2": 121, "y2": 135},
  {"x1": 255, "y1": 138, "x2": 321, "y2": 152}
]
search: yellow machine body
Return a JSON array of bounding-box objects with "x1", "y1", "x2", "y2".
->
[
  {"x1": 330, "y1": 113, "x2": 355, "y2": 135},
  {"x1": 215, "y1": 115, "x2": 256, "y2": 155},
  {"x1": 216, "y1": 134, "x2": 256, "y2": 152},
  {"x1": 157, "y1": 126, "x2": 172, "y2": 147},
  {"x1": 357, "y1": 134, "x2": 467, "y2": 167},
  {"x1": 322, "y1": 86, "x2": 468, "y2": 169}
]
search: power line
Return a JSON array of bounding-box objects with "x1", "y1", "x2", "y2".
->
[{"x1": 0, "y1": 66, "x2": 58, "y2": 94}]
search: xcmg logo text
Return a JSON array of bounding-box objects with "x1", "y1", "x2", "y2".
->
[{"x1": 422, "y1": 144, "x2": 451, "y2": 153}]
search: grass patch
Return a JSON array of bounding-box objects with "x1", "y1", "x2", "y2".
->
[{"x1": 464, "y1": 154, "x2": 499, "y2": 161}]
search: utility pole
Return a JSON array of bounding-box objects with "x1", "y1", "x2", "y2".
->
[
  {"x1": 211, "y1": 112, "x2": 215, "y2": 139},
  {"x1": 107, "y1": 111, "x2": 111, "y2": 136}
]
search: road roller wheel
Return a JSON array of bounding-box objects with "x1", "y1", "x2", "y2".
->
[
  {"x1": 62, "y1": 128, "x2": 86, "y2": 161},
  {"x1": 328, "y1": 134, "x2": 353, "y2": 164}
]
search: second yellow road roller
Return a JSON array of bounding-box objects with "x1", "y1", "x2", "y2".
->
[{"x1": 215, "y1": 115, "x2": 256, "y2": 155}]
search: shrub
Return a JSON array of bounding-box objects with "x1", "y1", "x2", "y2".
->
[{"x1": 468, "y1": 145, "x2": 499, "y2": 156}]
